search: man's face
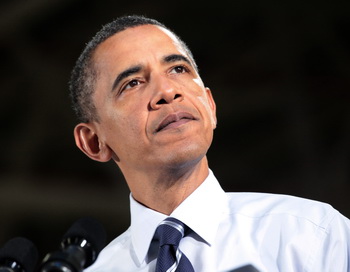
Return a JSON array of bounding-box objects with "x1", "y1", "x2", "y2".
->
[{"x1": 91, "y1": 24, "x2": 216, "y2": 173}]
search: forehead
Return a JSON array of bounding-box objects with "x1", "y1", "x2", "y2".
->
[{"x1": 93, "y1": 24, "x2": 189, "y2": 69}]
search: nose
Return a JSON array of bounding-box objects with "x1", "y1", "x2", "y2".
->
[{"x1": 149, "y1": 75, "x2": 184, "y2": 110}]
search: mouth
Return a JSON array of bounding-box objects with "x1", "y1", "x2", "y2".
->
[{"x1": 155, "y1": 112, "x2": 196, "y2": 133}]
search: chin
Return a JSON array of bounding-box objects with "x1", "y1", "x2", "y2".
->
[{"x1": 161, "y1": 143, "x2": 208, "y2": 170}]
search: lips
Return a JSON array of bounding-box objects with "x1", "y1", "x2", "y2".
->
[{"x1": 155, "y1": 112, "x2": 196, "y2": 133}]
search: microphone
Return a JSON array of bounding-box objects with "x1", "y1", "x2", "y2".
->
[
  {"x1": 0, "y1": 237, "x2": 38, "y2": 272},
  {"x1": 40, "y1": 217, "x2": 106, "y2": 272},
  {"x1": 229, "y1": 264, "x2": 260, "y2": 272}
]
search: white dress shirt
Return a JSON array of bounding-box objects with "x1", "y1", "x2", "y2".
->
[{"x1": 85, "y1": 170, "x2": 350, "y2": 272}]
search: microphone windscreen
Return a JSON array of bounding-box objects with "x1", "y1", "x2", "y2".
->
[
  {"x1": 0, "y1": 237, "x2": 38, "y2": 272},
  {"x1": 62, "y1": 217, "x2": 107, "y2": 254},
  {"x1": 230, "y1": 264, "x2": 260, "y2": 272}
]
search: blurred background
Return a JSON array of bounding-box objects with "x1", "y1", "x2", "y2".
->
[{"x1": 0, "y1": 0, "x2": 349, "y2": 264}]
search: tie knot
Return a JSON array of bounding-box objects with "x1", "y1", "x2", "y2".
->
[{"x1": 156, "y1": 218, "x2": 187, "y2": 247}]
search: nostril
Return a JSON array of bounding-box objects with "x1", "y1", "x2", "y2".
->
[
  {"x1": 154, "y1": 93, "x2": 182, "y2": 106},
  {"x1": 174, "y1": 94, "x2": 182, "y2": 100},
  {"x1": 156, "y1": 98, "x2": 167, "y2": 105}
]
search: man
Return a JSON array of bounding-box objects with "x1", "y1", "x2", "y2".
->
[{"x1": 70, "y1": 15, "x2": 350, "y2": 271}]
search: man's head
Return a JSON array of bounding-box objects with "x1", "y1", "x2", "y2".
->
[
  {"x1": 70, "y1": 15, "x2": 197, "y2": 123},
  {"x1": 71, "y1": 15, "x2": 217, "y2": 187}
]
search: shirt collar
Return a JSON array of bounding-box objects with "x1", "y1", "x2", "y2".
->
[
  {"x1": 129, "y1": 194, "x2": 167, "y2": 266},
  {"x1": 129, "y1": 169, "x2": 227, "y2": 265},
  {"x1": 170, "y1": 170, "x2": 227, "y2": 245}
]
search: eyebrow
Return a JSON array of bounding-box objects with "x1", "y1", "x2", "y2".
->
[
  {"x1": 111, "y1": 54, "x2": 192, "y2": 91},
  {"x1": 112, "y1": 65, "x2": 142, "y2": 91},
  {"x1": 163, "y1": 54, "x2": 192, "y2": 66}
]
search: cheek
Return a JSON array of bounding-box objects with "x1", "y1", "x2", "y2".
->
[
  {"x1": 107, "y1": 114, "x2": 141, "y2": 137},
  {"x1": 192, "y1": 78, "x2": 205, "y2": 88},
  {"x1": 101, "y1": 116, "x2": 144, "y2": 159},
  {"x1": 108, "y1": 108, "x2": 148, "y2": 145},
  {"x1": 195, "y1": 94, "x2": 214, "y2": 121}
]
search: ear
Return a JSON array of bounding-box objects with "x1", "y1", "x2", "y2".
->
[
  {"x1": 73, "y1": 123, "x2": 112, "y2": 162},
  {"x1": 205, "y1": 87, "x2": 217, "y2": 129}
]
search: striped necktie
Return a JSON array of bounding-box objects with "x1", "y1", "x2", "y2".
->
[{"x1": 155, "y1": 217, "x2": 195, "y2": 272}]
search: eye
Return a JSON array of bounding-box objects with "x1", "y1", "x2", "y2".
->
[
  {"x1": 170, "y1": 65, "x2": 188, "y2": 74},
  {"x1": 122, "y1": 79, "x2": 141, "y2": 91}
]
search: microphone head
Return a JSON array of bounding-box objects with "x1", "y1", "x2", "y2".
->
[
  {"x1": 62, "y1": 217, "x2": 106, "y2": 262},
  {"x1": 40, "y1": 217, "x2": 106, "y2": 272},
  {"x1": 0, "y1": 237, "x2": 38, "y2": 272},
  {"x1": 230, "y1": 264, "x2": 260, "y2": 272}
]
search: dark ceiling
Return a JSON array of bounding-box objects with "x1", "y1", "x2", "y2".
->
[{"x1": 0, "y1": 0, "x2": 349, "y2": 263}]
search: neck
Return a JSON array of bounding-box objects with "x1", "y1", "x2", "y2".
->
[{"x1": 123, "y1": 156, "x2": 209, "y2": 215}]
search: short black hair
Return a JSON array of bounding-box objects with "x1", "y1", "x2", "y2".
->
[{"x1": 69, "y1": 15, "x2": 196, "y2": 123}]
